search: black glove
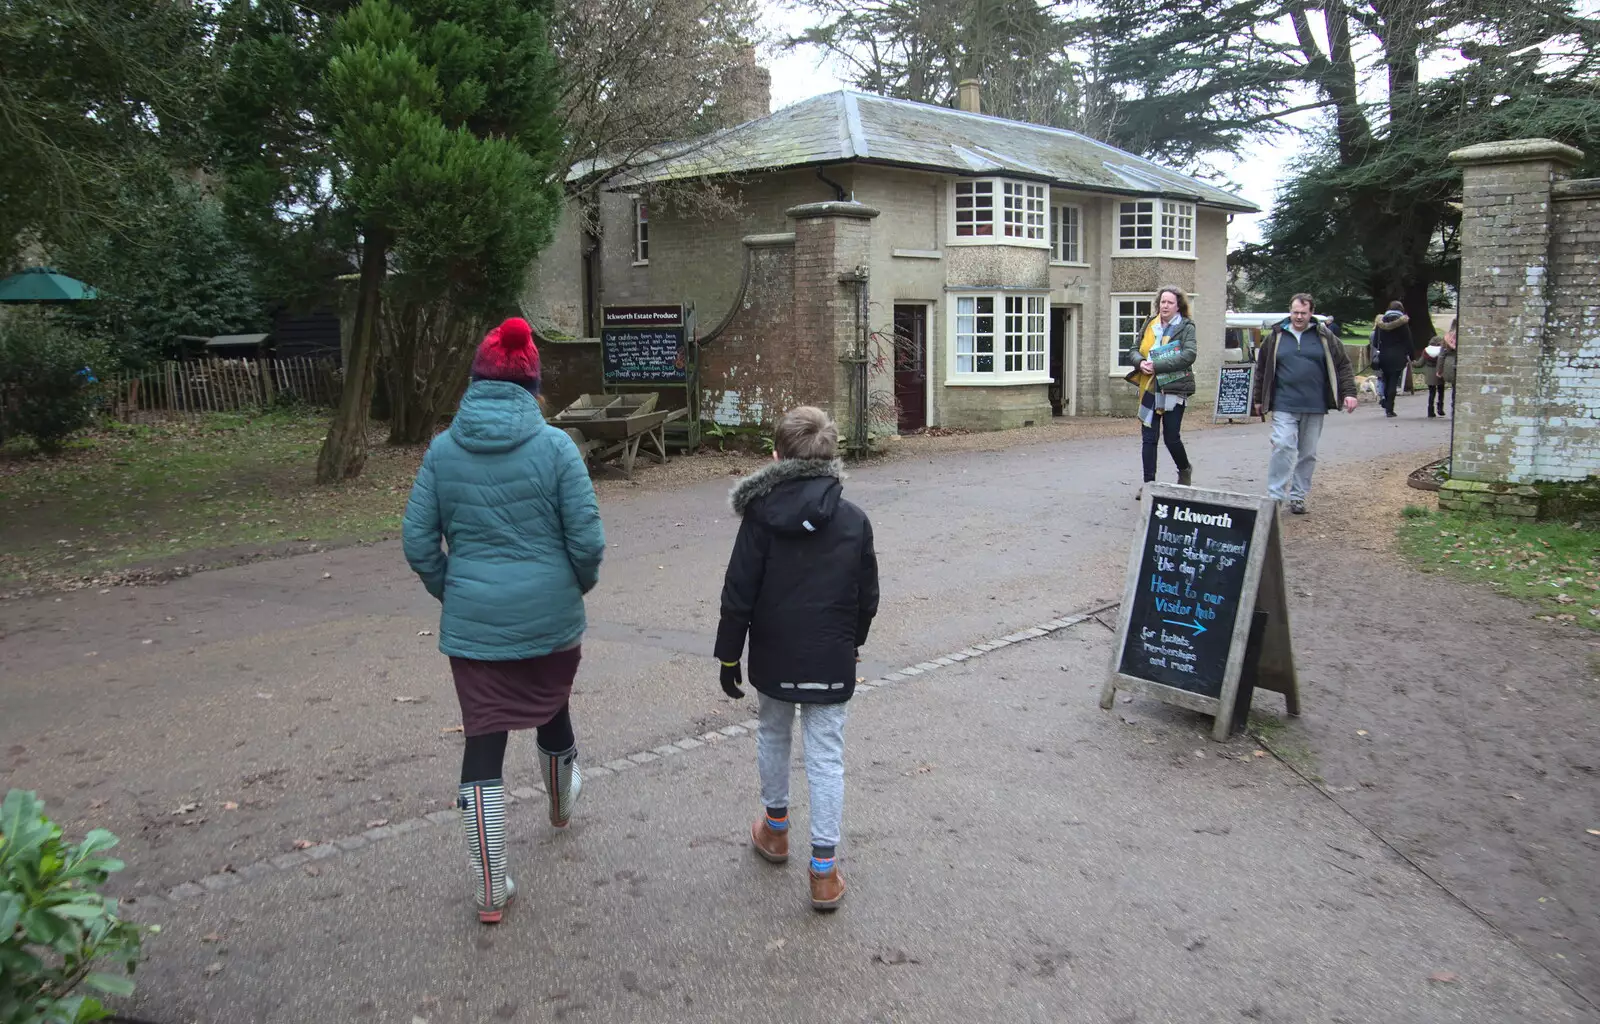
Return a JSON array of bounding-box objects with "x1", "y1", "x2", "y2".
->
[{"x1": 719, "y1": 660, "x2": 744, "y2": 699}]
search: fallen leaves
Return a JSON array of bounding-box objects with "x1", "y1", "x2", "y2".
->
[
  {"x1": 222, "y1": 801, "x2": 239, "y2": 811},
  {"x1": 1427, "y1": 971, "x2": 1459, "y2": 984},
  {"x1": 292, "y1": 839, "x2": 315, "y2": 850},
  {"x1": 366, "y1": 819, "x2": 389, "y2": 829},
  {"x1": 392, "y1": 695, "x2": 423, "y2": 704},
  {"x1": 170, "y1": 802, "x2": 199, "y2": 816},
  {"x1": 440, "y1": 724, "x2": 464, "y2": 734},
  {"x1": 204, "y1": 962, "x2": 225, "y2": 978}
]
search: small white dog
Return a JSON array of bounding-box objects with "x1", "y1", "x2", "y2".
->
[{"x1": 1355, "y1": 374, "x2": 1381, "y2": 398}]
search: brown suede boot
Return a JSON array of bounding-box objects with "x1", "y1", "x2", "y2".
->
[
  {"x1": 750, "y1": 817, "x2": 789, "y2": 864},
  {"x1": 809, "y1": 863, "x2": 845, "y2": 911}
]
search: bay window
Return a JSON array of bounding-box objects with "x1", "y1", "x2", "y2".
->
[
  {"x1": 951, "y1": 178, "x2": 1048, "y2": 246},
  {"x1": 1117, "y1": 200, "x2": 1195, "y2": 256},
  {"x1": 952, "y1": 292, "x2": 1048, "y2": 382}
]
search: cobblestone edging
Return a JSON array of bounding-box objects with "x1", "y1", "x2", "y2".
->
[{"x1": 132, "y1": 602, "x2": 1120, "y2": 915}]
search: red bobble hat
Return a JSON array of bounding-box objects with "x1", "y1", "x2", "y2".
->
[{"x1": 471, "y1": 317, "x2": 540, "y2": 382}]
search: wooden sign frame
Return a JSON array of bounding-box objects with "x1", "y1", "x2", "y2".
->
[
  {"x1": 600, "y1": 303, "x2": 701, "y2": 450},
  {"x1": 1212, "y1": 363, "x2": 1256, "y2": 422},
  {"x1": 1099, "y1": 484, "x2": 1299, "y2": 740}
]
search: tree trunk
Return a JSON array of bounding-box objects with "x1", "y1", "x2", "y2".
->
[
  {"x1": 315, "y1": 229, "x2": 388, "y2": 483},
  {"x1": 381, "y1": 296, "x2": 476, "y2": 445}
]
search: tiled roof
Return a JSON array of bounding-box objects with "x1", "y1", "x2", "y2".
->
[{"x1": 590, "y1": 91, "x2": 1257, "y2": 212}]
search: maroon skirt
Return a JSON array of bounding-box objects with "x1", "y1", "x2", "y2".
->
[{"x1": 449, "y1": 645, "x2": 582, "y2": 737}]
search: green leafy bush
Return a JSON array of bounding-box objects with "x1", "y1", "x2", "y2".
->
[
  {"x1": 0, "y1": 317, "x2": 107, "y2": 455},
  {"x1": 1, "y1": 789, "x2": 152, "y2": 1024}
]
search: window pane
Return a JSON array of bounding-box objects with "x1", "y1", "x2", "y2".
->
[
  {"x1": 1159, "y1": 201, "x2": 1194, "y2": 254},
  {"x1": 956, "y1": 180, "x2": 994, "y2": 237},
  {"x1": 1004, "y1": 295, "x2": 1024, "y2": 371},
  {"x1": 1027, "y1": 296, "x2": 1046, "y2": 371},
  {"x1": 954, "y1": 294, "x2": 997, "y2": 374},
  {"x1": 1117, "y1": 298, "x2": 1154, "y2": 366},
  {"x1": 1061, "y1": 206, "x2": 1079, "y2": 262},
  {"x1": 1025, "y1": 185, "x2": 1046, "y2": 240},
  {"x1": 1119, "y1": 201, "x2": 1154, "y2": 251}
]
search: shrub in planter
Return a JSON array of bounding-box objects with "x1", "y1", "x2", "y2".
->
[
  {"x1": 1, "y1": 789, "x2": 153, "y2": 1024},
  {"x1": 0, "y1": 317, "x2": 108, "y2": 455}
]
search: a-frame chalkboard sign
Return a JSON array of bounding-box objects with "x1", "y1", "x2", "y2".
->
[{"x1": 1099, "y1": 484, "x2": 1299, "y2": 740}]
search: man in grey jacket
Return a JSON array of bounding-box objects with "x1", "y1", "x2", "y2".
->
[{"x1": 1251, "y1": 293, "x2": 1358, "y2": 514}]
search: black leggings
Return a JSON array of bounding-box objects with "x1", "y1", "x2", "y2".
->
[
  {"x1": 460, "y1": 704, "x2": 575, "y2": 783},
  {"x1": 1141, "y1": 404, "x2": 1190, "y2": 483},
  {"x1": 1381, "y1": 367, "x2": 1405, "y2": 413}
]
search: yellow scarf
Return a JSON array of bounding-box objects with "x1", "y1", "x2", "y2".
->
[{"x1": 1134, "y1": 318, "x2": 1161, "y2": 397}]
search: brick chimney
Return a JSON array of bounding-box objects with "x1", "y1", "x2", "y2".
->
[
  {"x1": 957, "y1": 79, "x2": 982, "y2": 114},
  {"x1": 713, "y1": 46, "x2": 772, "y2": 127}
]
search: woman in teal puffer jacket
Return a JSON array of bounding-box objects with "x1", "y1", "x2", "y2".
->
[{"x1": 403, "y1": 317, "x2": 605, "y2": 924}]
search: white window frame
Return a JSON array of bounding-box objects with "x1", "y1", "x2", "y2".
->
[
  {"x1": 632, "y1": 198, "x2": 649, "y2": 265},
  {"x1": 1115, "y1": 199, "x2": 1196, "y2": 258},
  {"x1": 948, "y1": 291, "x2": 1049, "y2": 385},
  {"x1": 1109, "y1": 292, "x2": 1201, "y2": 376},
  {"x1": 1050, "y1": 202, "x2": 1083, "y2": 264},
  {"x1": 949, "y1": 178, "x2": 1048, "y2": 248},
  {"x1": 1110, "y1": 294, "x2": 1155, "y2": 377}
]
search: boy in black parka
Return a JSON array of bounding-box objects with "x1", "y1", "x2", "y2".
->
[{"x1": 715, "y1": 406, "x2": 879, "y2": 910}]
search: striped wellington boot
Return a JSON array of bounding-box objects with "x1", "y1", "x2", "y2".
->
[
  {"x1": 538, "y1": 744, "x2": 582, "y2": 828},
  {"x1": 458, "y1": 781, "x2": 515, "y2": 923}
]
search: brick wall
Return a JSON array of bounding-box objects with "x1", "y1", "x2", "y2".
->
[
  {"x1": 697, "y1": 202, "x2": 879, "y2": 432},
  {"x1": 1447, "y1": 139, "x2": 1598, "y2": 492},
  {"x1": 1544, "y1": 181, "x2": 1600, "y2": 480},
  {"x1": 701, "y1": 235, "x2": 800, "y2": 425},
  {"x1": 538, "y1": 339, "x2": 604, "y2": 414}
]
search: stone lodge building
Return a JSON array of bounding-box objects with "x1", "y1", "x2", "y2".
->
[{"x1": 524, "y1": 88, "x2": 1258, "y2": 433}]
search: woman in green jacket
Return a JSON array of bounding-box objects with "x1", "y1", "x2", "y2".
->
[
  {"x1": 1126, "y1": 286, "x2": 1198, "y2": 498},
  {"x1": 403, "y1": 317, "x2": 606, "y2": 923}
]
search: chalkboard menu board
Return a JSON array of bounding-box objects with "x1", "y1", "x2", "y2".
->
[
  {"x1": 1213, "y1": 364, "x2": 1256, "y2": 421},
  {"x1": 1117, "y1": 498, "x2": 1257, "y2": 697},
  {"x1": 1101, "y1": 485, "x2": 1300, "y2": 740},
  {"x1": 601, "y1": 305, "x2": 688, "y2": 384}
]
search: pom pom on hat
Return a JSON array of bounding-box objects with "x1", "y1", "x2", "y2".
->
[{"x1": 471, "y1": 317, "x2": 540, "y2": 382}]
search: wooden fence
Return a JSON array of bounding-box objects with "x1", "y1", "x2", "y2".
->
[{"x1": 108, "y1": 357, "x2": 341, "y2": 422}]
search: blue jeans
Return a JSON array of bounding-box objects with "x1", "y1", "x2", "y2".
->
[{"x1": 756, "y1": 695, "x2": 848, "y2": 850}]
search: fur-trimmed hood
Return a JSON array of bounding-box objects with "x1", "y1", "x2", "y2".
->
[
  {"x1": 729, "y1": 457, "x2": 845, "y2": 536},
  {"x1": 1375, "y1": 312, "x2": 1410, "y2": 331}
]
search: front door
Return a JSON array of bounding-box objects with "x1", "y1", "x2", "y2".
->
[{"x1": 893, "y1": 304, "x2": 928, "y2": 433}]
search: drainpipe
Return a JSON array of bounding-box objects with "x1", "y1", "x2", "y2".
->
[{"x1": 837, "y1": 264, "x2": 870, "y2": 455}]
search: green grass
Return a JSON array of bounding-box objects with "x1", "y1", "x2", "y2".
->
[
  {"x1": 0, "y1": 412, "x2": 422, "y2": 587},
  {"x1": 1398, "y1": 510, "x2": 1600, "y2": 632}
]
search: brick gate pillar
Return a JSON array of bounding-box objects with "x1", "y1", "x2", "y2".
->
[
  {"x1": 787, "y1": 201, "x2": 880, "y2": 432},
  {"x1": 1447, "y1": 138, "x2": 1584, "y2": 485}
]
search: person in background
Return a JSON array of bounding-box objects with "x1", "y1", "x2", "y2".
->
[
  {"x1": 402, "y1": 317, "x2": 606, "y2": 924},
  {"x1": 1372, "y1": 301, "x2": 1412, "y2": 418},
  {"x1": 1126, "y1": 286, "x2": 1197, "y2": 499},
  {"x1": 1428, "y1": 317, "x2": 1458, "y2": 418},
  {"x1": 1252, "y1": 293, "x2": 1358, "y2": 514}
]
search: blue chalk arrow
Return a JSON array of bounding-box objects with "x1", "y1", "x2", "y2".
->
[{"x1": 1163, "y1": 618, "x2": 1207, "y2": 635}]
